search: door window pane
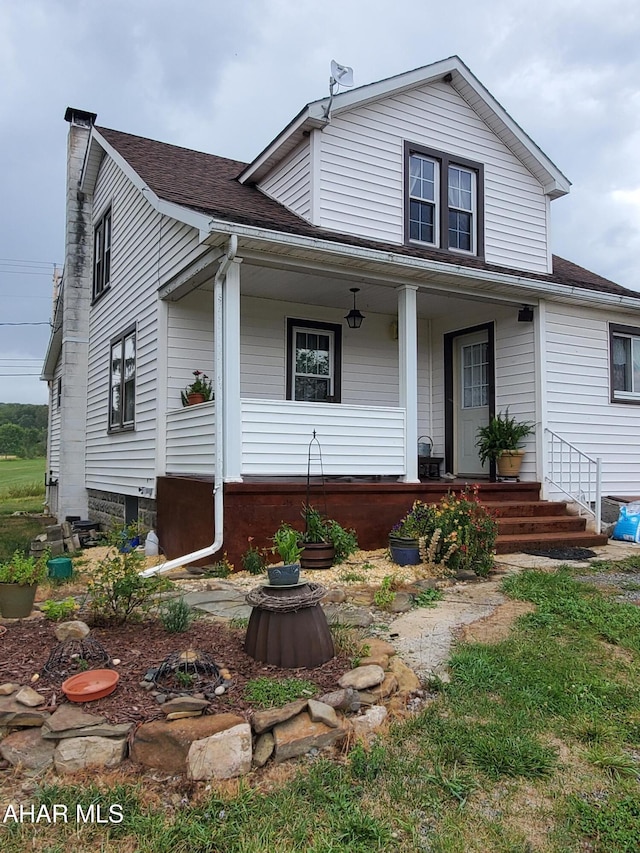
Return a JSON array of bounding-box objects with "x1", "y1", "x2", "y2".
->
[{"x1": 461, "y1": 342, "x2": 488, "y2": 409}]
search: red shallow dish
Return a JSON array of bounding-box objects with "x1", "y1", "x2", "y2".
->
[{"x1": 61, "y1": 669, "x2": 119, "y2": 702}]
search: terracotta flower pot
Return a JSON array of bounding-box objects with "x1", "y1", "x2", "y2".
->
[
  {"x1": 62, "y1": 669, "x2": 119, "y2": 702},
  {"x1": 187, "y1": 392, "x2": 206, "y2": 405}
]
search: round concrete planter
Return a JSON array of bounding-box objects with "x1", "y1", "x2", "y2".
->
[{"x1": 0, "y1": 582, "x2": 38, "y2": 618}]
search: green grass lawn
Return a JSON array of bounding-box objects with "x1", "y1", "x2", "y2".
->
[
  {"x1": 0, "y1": 457, "x2": 48, "y2": 558},
  {"x1": 1, "y1": 561, "x2": 638, "y2": 852}
]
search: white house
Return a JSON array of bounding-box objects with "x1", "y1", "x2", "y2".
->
[{"x1": 42, "y1": 56, "x2": 640, "y2": 564}]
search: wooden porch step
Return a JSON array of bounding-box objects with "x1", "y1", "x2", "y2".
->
[
  {"x1": 496, "y1": 530, "x2": 609, "y2": 554},
  {"x1": 483, "y1": 500, "x2": 568, "y2": 518},
  {"x1": 497, "y1": 515, "x2": 587, "y2": 536}
]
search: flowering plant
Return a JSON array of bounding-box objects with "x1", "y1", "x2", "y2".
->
[
  {"x1": 390, "y1": 486, "x2": 497, "y2": 576},
  {"x1": 181, "y1": 370, "x2": 213, "y2": 406}
]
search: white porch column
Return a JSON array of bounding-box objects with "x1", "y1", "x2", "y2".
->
[
  {"x1": 397, "y1": 284, "x2": 420, "y2": 483},
  {"x1": 533, "y1": 299, "x2": 548, "y2": 497},
  {"x1": 222, "y1": 258, "x2": 243, "y2": 482}
]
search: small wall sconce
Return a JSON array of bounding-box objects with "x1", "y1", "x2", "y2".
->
[
  {"x1": 345, "y1": 287, "x2": 365, "y2": 329},
  {"x1": 518, "y1": 305, "x2": 534, "y2": 322}
]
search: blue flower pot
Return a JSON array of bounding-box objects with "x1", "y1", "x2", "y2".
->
[
  {"x1": 267, "y1": 564, "x2": 300, "y2": 586},
  {"x1": 389, "y1": 536, "x2": 420, "y2": 566}
]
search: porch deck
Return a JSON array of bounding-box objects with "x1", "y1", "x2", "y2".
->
[{"x1": 156, "y1": 476, "x2": 601, "y2": 567}]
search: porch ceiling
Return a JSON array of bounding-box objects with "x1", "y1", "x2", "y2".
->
[{"x1": 211, "y1": 261, "x2": 526, "y2": 319}]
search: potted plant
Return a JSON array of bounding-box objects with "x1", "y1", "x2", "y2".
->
[
  {"x1": 181, "y1": 370, "x2": 213, "y2": 406},
  {"x1": 0, "y1": 551, "x2": 48, "y2": 618},
  {"x1": 300, "y1": 505, "x2": 336, "y2": 570},
  {"x1": 476, "y1": 409, "x2": 535, "y2": 477},
  {"x1": 269, "y1": 524, "x2": 303, "y2": 585}
]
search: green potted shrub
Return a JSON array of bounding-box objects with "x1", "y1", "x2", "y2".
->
[
  {"x1": 0, "y1": 551, "x2": 48, "y2": 618},
  {"x1": 476, "y1": 409, "x2": 534, "y2": 477},
  {"x1": 269, "y1": 524, "x2": 303, "y2": 585},
  {"x1": 300, "y1": 505, "x2": 359, "y2": 570},
  {"x1": 300, "y1": 505, "x2": 336, "y2": 570}
]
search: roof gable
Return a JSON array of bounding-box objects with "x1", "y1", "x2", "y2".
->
[{"x1": 239, "y1": 56, "x2": 570, "y2": 199}]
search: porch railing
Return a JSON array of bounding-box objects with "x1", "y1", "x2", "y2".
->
[
  {"x1": 545, "y1": 428, "x2": 602, "y2": 532},
  {"x1": 165, "y1": 399, "x2": 406, "y2": 477}
]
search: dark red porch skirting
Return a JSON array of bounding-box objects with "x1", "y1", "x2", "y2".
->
[{"x1": 156, "y1": 476, "x2": 541, "y2": 569}]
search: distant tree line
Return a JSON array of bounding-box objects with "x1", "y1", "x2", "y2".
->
[{"x1": 0, "y1": 404, "x2": 48, "y2": 458}]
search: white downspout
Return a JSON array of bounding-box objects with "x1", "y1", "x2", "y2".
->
[{"x1": 141, "y1": 235, "x2": 238, "y2": 577}]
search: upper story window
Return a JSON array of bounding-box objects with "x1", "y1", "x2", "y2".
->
[
  {"x1": 610, "y1": 324, "x2": 640, "y2": 404},
  {"x1": 109, "y1": 325, "x2": 136, "y2": 431},
  {"x1": 286, "y1": 319, "x2": 342, "y2": 403},
  {"x1": 405, "y1": 142, "x2": 483, "y2": 258},
  {"x1": 93, "y1": 207, "x2": 111, "y2": 301}
]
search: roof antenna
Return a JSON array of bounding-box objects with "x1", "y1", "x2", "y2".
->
[{"x1": 323, "y1": 60, "x2": 354, "y2": 121}]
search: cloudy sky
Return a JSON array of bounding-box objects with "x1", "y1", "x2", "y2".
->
[{"x1": 1, "y1": 0, "x2": 640, "y2": 404}]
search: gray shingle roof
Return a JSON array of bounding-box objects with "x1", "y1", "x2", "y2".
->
[{"x1": 97, "y1": 126, "x2": 639, "y2": 301}]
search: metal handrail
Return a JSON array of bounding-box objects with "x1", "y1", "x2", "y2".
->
[{"x1": 545, "y1": 428, "x2": 602, "y2": 532}]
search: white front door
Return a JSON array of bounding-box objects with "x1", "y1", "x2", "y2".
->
[{"x1": 455, "y1": 331, "x2": 489, "y2": 476}]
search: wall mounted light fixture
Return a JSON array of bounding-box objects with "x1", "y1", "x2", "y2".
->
[
  {"x1": 345, "y1": 287, "x2": 365, "y2": 329},
  {"x1": 518, "y1": 304, "x2": 534, "y2": 322}
]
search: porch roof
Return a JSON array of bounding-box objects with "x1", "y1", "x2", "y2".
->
[{"x1": 96, "y1": 125, "x2": 640, "y2": 303}]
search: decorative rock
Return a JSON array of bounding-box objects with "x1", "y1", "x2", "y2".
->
[
  {"x1": 351, "y1": 705, "x2": 388, "y2": 737},
  {"x1": 321, "y1": 588, "x2": 347, "y2": 604},
  {"x1": 166, "y1": 711, "x2": 204, "y2": 721},
  {"x1": 357, "y1": 654, "x2": 390, "y2": 669},
  {"x1": 187, "y1": 723, "x2": 252, "y2": 780},
  {"x1": 30, "y1": 674, "x2": 40, "y2": 683},
  {"x1": 112, "y1": 658, "x2": 121, "y2": 666},
  {"x1": 160, "y1": 697, "x2": 209, "y2": 716},
  {"x1": 0, "y1": 683, "x2": 20, "y2": 696},
  {"x1": 214, "y1": 685, "x2": 226, "y2": 696},
  {"x1": 251, "y1": 699, "x2": 308, "y2": 735},
  {"x1": 338, "y1": 665, "x2": 385, "y2": 691},
  {"x1": 317, "y1": 687, "x2": 360, "y2": 713},
  {"x1": 387, "y1": 657, "x2": 421, "y2": 694},
  {"x1": 273, "y1": 712, "x2": 347, "y2": 763},
  {"x1": 387, "y1": 592, "x2": 413, "y2": 613},
  {"x1": 54, "y1": 735, "x2": 127, "y2": 773},
  {"x1": 322, "y1": 604, "x2": 373, "y2": 627},
  {"x1": 42, "y1": 705, "x2": 105, "y2": 733},
  {"x1": 54, "y1": 620, "x2": 90, "y2": 642},
  {"x1": 357, "y1": 673, "x2": 399, "y2": 703},
  {"x1": 131, "y1": 713, "x2": 244, "y2": 773},
  {"x1": 252, "y1": 731, "x2": 275, "y2": 767},
  {"x1": 0, "y1": 728, "x2": 55, "y2": 770},
  {"x1": 0, "y1": 696, "x2": 49, "y2": 727},
  {"x1": 15, "y1": 687, "x2": 46, "y2": 707},
  {"x1": 362, "y1": 638, "x2": 397, "y2": 658},
  {"x1": 307, "y1": 699, "x2": 339, "y2": 729},
  {"x1": 42, "y1": 722, "x2": 132, "y2": 740}
]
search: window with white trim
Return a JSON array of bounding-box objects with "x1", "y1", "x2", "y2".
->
[
  {"x1": 610, "y1": 324, "x2": 640, "y2": 403},
  {"x1": 406, "y1": 143, "x2": 483, "y2": 257},
  {"x1": 109, "y1": 326, "x2": 136, "y2": 430},
  {"x1": 286, "y1": 319, "x2": 342, "y2": 402},
  {"x1": 93, "y1": 207, "x2": 111, "y2": 300}
]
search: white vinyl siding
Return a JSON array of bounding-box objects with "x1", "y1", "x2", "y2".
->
[
  {"x1": 259, "y1": 140, "x2": 311, "y2": 221},
  {"x1": 318, "y1": 80, "x2": 549, "y2": 273},
  {"x1": 86, "y1": 155, "x2": 207, "y2": 496},
  {"x1": 47, "y1": 361, "x2": 63, "y2": 478},
  {"x1": 545, "y1": 303, "x2": 640, "y2": 495}
]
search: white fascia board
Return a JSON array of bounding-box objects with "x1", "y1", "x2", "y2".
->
[
  {"x1": 82, "y1": 129, "x2": 212, "y2": 234},
  {"x1": 41, "y1": 283, "x2": 64, "y2": 380},
  {"x1": 238, "y1": 110, "x2": 324, "y2": 185},
  {"x1": 204, "y1": 217, "x2": 640, "y2": 312}
]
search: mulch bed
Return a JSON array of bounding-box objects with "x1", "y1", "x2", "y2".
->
[{"x1": 0, "y1": 617, "x2": 351, "y2": 725}]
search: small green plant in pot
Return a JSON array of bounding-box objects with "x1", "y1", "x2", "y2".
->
[
  {"x1": 476, "y1": 408, "x2": 534, "y2": 477},
  {"x1": 269, "y1": 523, "x2": 303, "y2": 585},
  {"x1": 0, "y1": 551, "x2": 48, "y2": 618},
  {"x1": 300, "y1": 505, "x2": 359, "y2": 569}
]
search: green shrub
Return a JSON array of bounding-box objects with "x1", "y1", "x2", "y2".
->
[
  {"x1": 160, "y1": 597, "x2": 194, "y2": 633},
  {"x1": 87, "y1": 523, "x2": 170, "y2": 624},
  {"x1": 373, "y1": 575, "x2": 397, "y2": 610},
  {"x1": 40, "y1": 597, "x2": 78, "y2": 621},
  {"x1": 0, "y1": 550, "x2": 48, "y2": 585},
  {"x1": 241, "y1": 539, "x2": 267, "y2": 575}
]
